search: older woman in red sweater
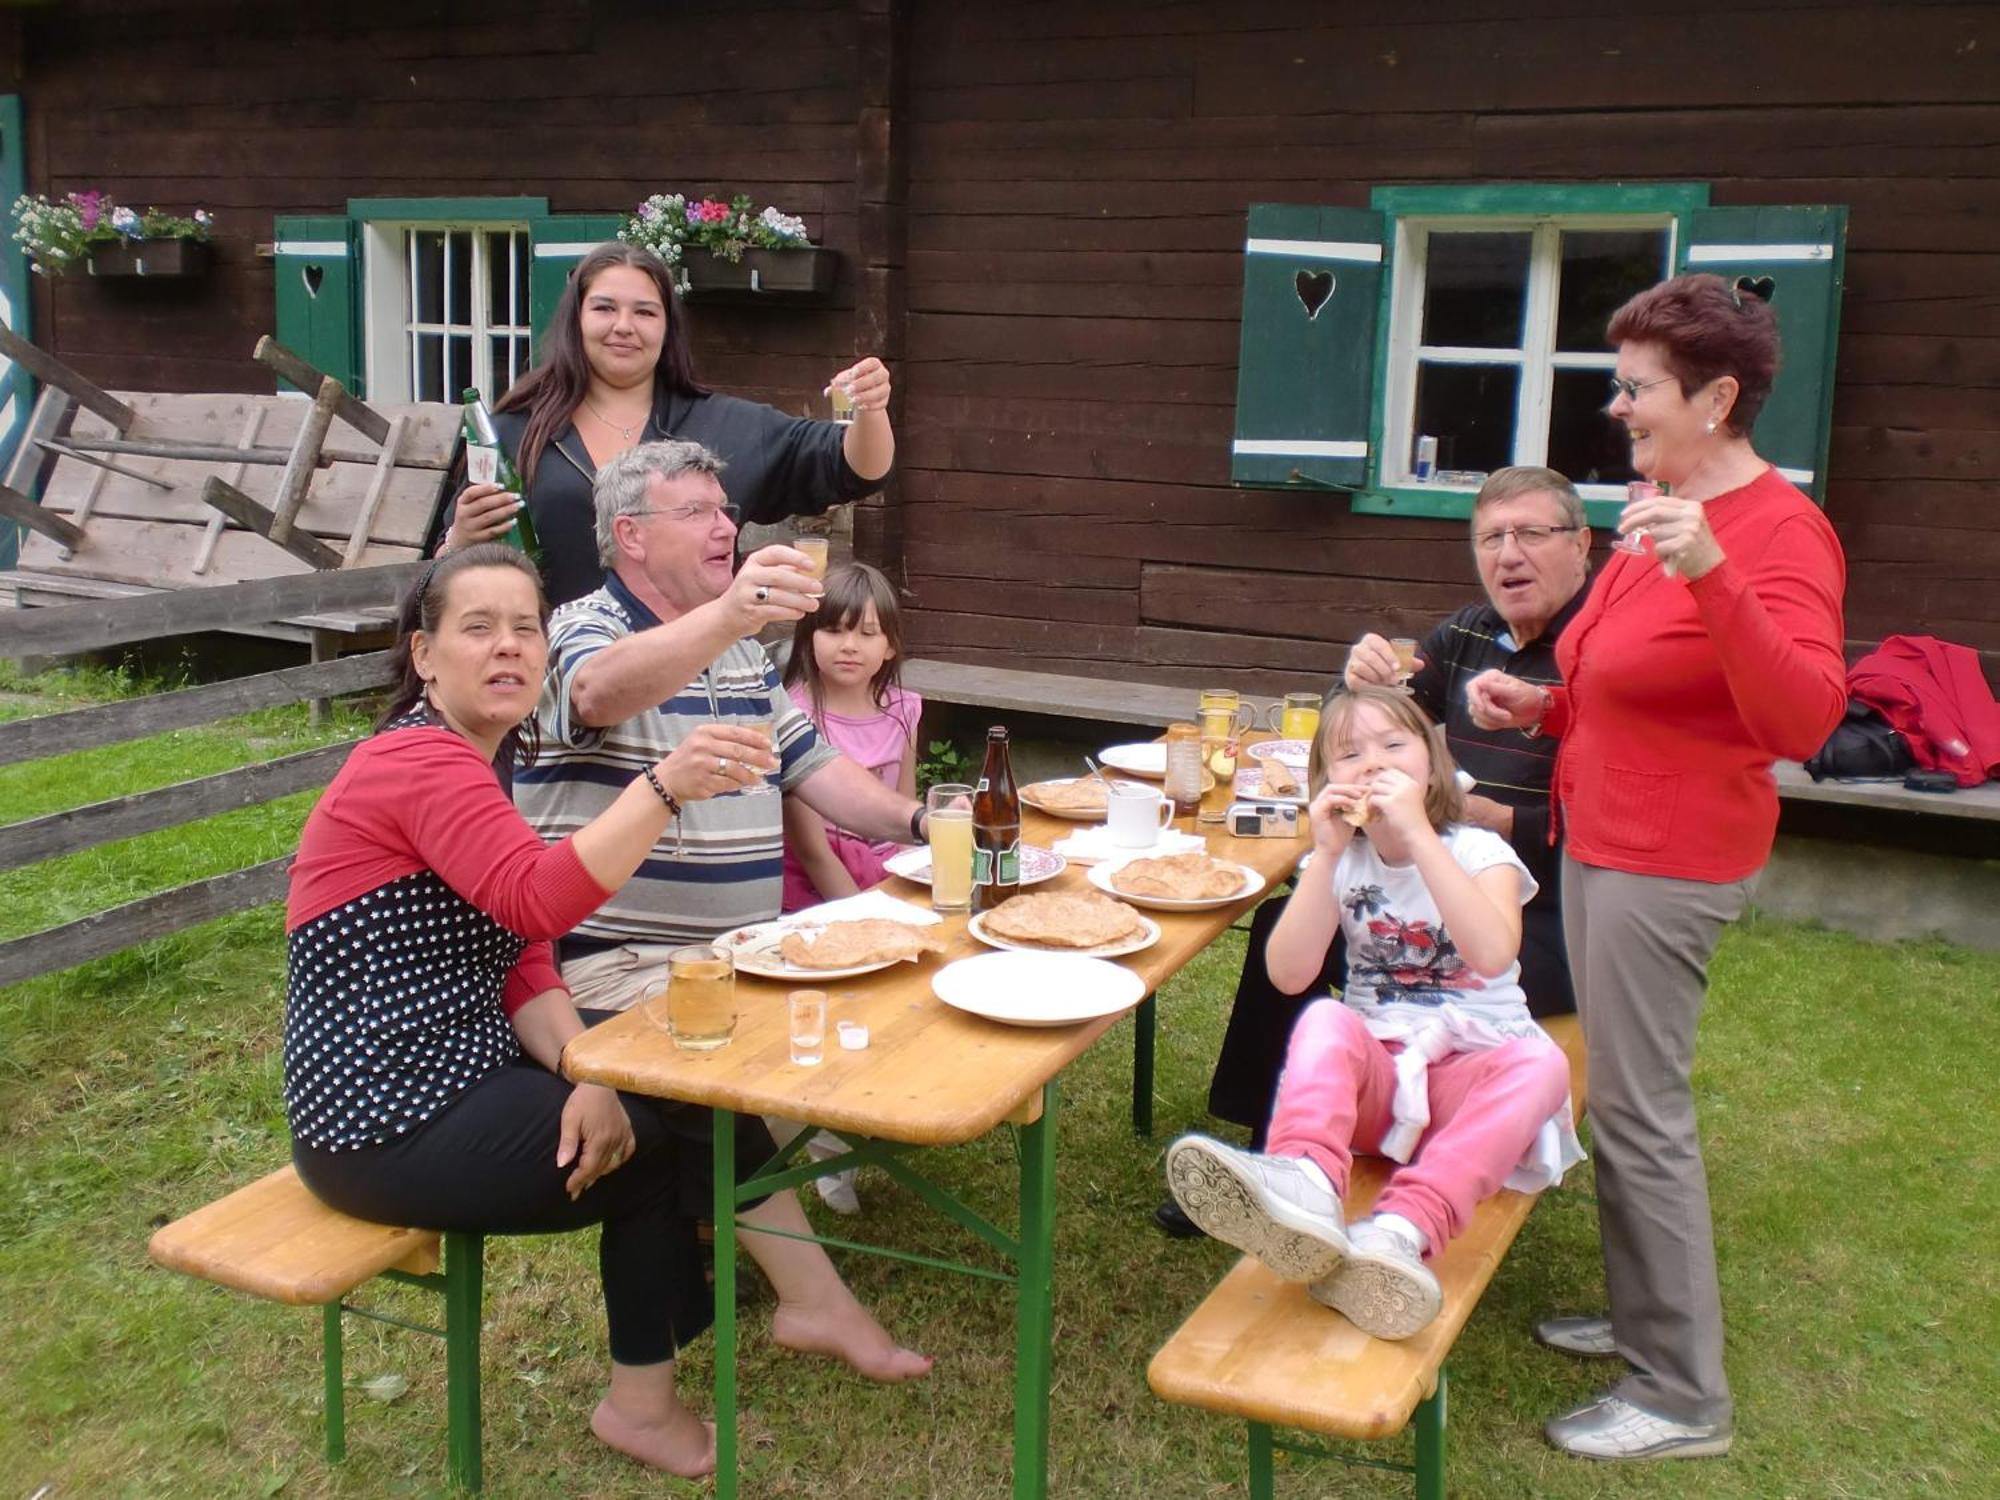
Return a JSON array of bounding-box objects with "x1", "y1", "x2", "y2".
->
[{"x1": 1467, "y1": 274, "x2": 1845, "y2": 1462}]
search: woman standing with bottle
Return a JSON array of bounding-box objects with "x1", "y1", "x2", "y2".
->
[
  {"x1": 437, "y1": 242, "x2": 895, "y2": 606},
  {"x1": 1466, "y1": 273, "x2": 1845, "y2": 1462}
]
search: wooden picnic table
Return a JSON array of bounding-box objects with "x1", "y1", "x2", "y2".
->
[{"x1": 562, "y1": 779, "x2": 1310, "y2": 1500}]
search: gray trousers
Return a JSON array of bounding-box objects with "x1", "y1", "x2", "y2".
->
[{"x1": 1563, "y1": 854, "x2": 1755, "y2": 1426}]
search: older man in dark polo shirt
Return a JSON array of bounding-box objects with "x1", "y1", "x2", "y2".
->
[{"x1": 1157, "y1": 465, "x2": 1595, "y2": 1237}]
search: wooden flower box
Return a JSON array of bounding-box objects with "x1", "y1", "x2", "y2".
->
[
  {"x1": 681, "y1": 246, "x2": 836, "y2": 301},
  {"x1": 86, "y1": 238, "x2": 212, "y2": 279}
]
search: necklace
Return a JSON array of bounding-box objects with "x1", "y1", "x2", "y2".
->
[{"x1": 581, "y1": 396, "x2": 649, "y2": 443}]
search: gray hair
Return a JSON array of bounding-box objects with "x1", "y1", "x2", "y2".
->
[
  {"x1": 1471, "y1": 465, "x2": 1587, "y2": 532},
  {"x1": 594, "y1": 438, "x2": 729, "y2": 566}
]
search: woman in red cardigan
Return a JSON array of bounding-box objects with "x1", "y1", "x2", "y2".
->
[
  {"x1": 1467, "y1": 274, "x2": 1846, "y2": 1461},
  {"x1": 285, "y1": 544, "x2": 928, "y2": 1481}
]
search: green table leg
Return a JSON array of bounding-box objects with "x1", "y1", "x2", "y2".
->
[
  {"x1": 714, "y1": 1108, "x2": 740, "y2": 1500},
  {"x1": 321, "y1": 1301, "x2": 345, "y2": 1464},
  {"x1": 1414, "y1": 1369, "x2": 1447, "y2": 1500},
  {"x1": 1246, "y1": 1421, "x2": 1274, "y2": 1500},
  {"x1": 442, "y1": 1231, "x2": 484, "y2": 1492},
  {"x1": 1012, "y1": 1082, "x2": 1059, "y2": 1499},
  {"x1": 1131, "y1": 995, "x2": 1156, "y2": 1138}
]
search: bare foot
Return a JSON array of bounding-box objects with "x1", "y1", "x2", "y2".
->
[
  {"x1": 772, "y1": 1293, "x2": 934, "y2": 1383},
  {"x1": 591, "y1": 1397, "x2": 717, "y2": 1478}
]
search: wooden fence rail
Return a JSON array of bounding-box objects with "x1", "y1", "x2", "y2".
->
[
  {"x1": 0, "y1": 560, "x2": 422, "y2": 658},
  {"x1": 0, "y1": 741, "x2": 358, "y2": 874},
  {"x1": 0, "y1": 858, "x2": 292, "y2": 990},
  {"x1": 0, "y1": 651, "x2": 395, "y2": 766}
]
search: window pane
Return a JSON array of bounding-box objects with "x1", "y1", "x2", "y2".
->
[
  {"x1": 413, "y1": 331, "x2": 444, "y2": 402},
  {"x1": 448, "y1": 334, "x2": 473, "y2": 400},
  {"x1": 486, "y1": 233, "x2": 509, "y2": 329},
  {"x1": 1547, "y1": 368, "x2": 1638, "y2": 485},
  {"x1": 1556, "y1": 230, "x2": 1670, "y2": 351},
  {"x1": 1412, "y1": 362, "x2": 1518, "y2": 477},
  {"x1": 512, "y1": 234, "x2": 530, "y2": 325},
  {"x1": 413, "y1": 232, "x2": 444, "y2": 324},
  {"x1": 447, "y1": 231, "x2": 473, "y2": 326},
  {"x1": 1420, "y1": 232, "x2": 1530, "y2": 349}
]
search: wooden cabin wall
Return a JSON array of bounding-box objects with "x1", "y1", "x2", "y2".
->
[
  {"x1": 896, "y1": 0, "x2": 2000, "y2": 692},
  {"x1": 8, "y1": 0, "x2": 1999, "y2": 691},
  {"x1": 11, "y1": 0, "x2": 869, "y2": 443}
]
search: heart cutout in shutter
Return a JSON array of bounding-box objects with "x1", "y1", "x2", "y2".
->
[
  {"x1": 302, "y1": 264, "x2": 325, "y2": 299},
  {"x1": 1295, "y1": 269, "x2": 1334, "y2": 320}
]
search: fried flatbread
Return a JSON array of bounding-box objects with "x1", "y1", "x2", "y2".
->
[
  {"x1": 779, "y1": 919, "x2": 946, "y2": 969},
  {"x1": 1255, "y1": 756, "x2": 1300, "y2": 796},
  {"x1": 1024, "y1": 778, "x2": 1108, "y2": 814},
  {"x1": 1341, "y1": 793, "x2": 1375, "y2": 829},
  {"x1": 1110, "y1": 852, "x2": 1247, "y2": 901},
  {"x1": 983, "y1": 890, "x2": 1143, "y2": 950}
]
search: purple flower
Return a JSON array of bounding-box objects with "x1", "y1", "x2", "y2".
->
[{"x1": 69, "y1": 190, "x2": 104, "y2": 232}]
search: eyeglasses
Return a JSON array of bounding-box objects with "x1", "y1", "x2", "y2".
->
[
  {"x1": 1607, "y1": 374, "x2": 1676, "y2": 403},
  {"x1": 628, "y1": 502, "x2": 741, "y2": 526},
  {"x1": 1473, "y1": 524, "x2": 1582, "y2": 553}
]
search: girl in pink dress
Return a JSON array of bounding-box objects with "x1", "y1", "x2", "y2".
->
[{"x1": 780, "y1": 562, "x2": 922, "y2": 910}]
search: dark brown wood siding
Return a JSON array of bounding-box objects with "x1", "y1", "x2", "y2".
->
[
  {"x1": 12, "y1": 0, "x2": 870, "y2": 434},
  {"x1": 12, "y1": 1, "x2": 2000, "y2": 690},
  {"x1": 897, "y1": 0, "x2": 2000, "y2": 691}
]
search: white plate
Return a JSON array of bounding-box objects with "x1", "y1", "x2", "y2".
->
[
  {"x1": 883, "y1": 844, "x2": 1067, "y2": 887},
  {"x1": 1022, "y1": 774, "x2": 1209, "y2": 820},
  {"x1": 966, "y1": 908, "x2": 1161, "y2": 960},
  {"x1": 1086, "y1": 857, "x2": 1267, "y2": 912},
  {"x1": 1254, "y1": 739, "x2": 1313, "y2": 767},
  {"x1": 718, "y1": 919, "x2": 932, "y2": 981},
  {"x1": 1098, "y1": 742, "x2": 1167, "y2": 778},
  {"x1": 1233, "y1": 762, "x2": 1308, "y2": 805},
  {"x1": 932, "y1": 951, "x2": 1149, "y2": 1028}
]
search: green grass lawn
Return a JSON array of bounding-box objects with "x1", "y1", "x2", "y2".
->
[{"x1": 3, "y1": 666, "x2": 1997, "y2": 1497}]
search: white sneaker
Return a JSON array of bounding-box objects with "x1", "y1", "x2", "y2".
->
[
  {"x1": 1545, "y1": 1393, "x2": 1734, "y2": 1460},
  {"x1": 813, "y1": 1169, "x2": 861, "y2": 1216},
  {"x1": 1308, "y1": 1215, "x2": 1442, "y2": 1341},
  {"x1": 1535, "y1": 1314, "x2": 1620, "y2": 1359},
  {"x1": 1164, "y1": 1137, "x2": 1348, "y2": 1282},
  {"x1": 805, "y1": 1131, "x2": 861, "y2": 1217}
]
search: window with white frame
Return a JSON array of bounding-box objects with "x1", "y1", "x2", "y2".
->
[
  {"x1": 1380, "y1": 218, "x2": 1674, "y2": 501},
  {"x1": 361, "y1": 224, "x2": 532, "y2": 404}
]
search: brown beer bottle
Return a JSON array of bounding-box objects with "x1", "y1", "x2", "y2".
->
[{"x1": 971, "y1": 725, "x2": 1022, "y2": 913}]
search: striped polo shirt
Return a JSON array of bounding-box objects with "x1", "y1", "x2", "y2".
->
[{"x1": 517, "y1": 571, "x2": 836, "y2": 959}]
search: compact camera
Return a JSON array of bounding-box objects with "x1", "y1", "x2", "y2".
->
[{"x1": 1226, "y1": 800, "x2": 1301, "y2": 838}]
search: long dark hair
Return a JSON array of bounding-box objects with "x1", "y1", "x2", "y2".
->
[
  {"x1": 783, "y1": 561, "x2": 908, "y2": 733},
  {"x1": 494, "y1": 242, "x2": 710, "y2": 492},
  {"x1": 375, "y1": 543, "x2": 550, "y2": 766}
]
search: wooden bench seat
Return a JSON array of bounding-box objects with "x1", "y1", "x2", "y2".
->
[
  {"x1": 1148, "y1": 1014, "x2": 1587, "y2": 1497},
  {"x1": 149, "y1": 1165, "x2": 485, "y2": 1490}
]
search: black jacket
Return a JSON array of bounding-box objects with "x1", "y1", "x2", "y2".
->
[{"x1": 487, "y1": 388, "x2": 881, "y2": 607}]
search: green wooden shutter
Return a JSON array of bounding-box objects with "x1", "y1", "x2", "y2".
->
[
  {"x1": 1679, "y1": 205, "x2": 1847, "y2": 503},
  {"x1": 1232, "y1": 203, "x2": 1387, "y2": 490},
  {"x1": 528, "y1": 215, "x2": 626, "y2": 362},
  {"x1": 272, "y1": 216, "x2": 361, "y2": 395},
  {"x1": 0, "y1": 94, "x2": 32, "y2": 570}
]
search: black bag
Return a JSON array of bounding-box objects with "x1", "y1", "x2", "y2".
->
[{"x1": 1803, "y1": 701, "x2": 1915, "y2": 782}]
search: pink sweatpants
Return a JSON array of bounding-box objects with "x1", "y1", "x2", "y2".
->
[{"x1": 1265, "y1": 999, "x2": 1570, "y2": 1257}]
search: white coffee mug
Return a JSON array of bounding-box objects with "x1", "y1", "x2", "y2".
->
[{"x1": 1106, "y1": 782, "x2": 1174, "y2": 848}]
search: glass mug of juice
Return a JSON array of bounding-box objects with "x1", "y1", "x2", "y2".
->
[
  {"x1": 1272, "y1": 691, "x2": 1322, "y2": 743},
  {"x1": 662, "y1": 943, "x2": 736, "y2": 1052},
  {"x1": 926, "y1": 782, "x2": 975, "y2": 913}
]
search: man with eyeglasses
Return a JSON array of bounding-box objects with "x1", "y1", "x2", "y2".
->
[
  {"x1": 516, "y1": 439, "x2": 932, "y2": 1011},
  {"x1": 1163, "y1": 466, "x2": 1595, "y2": 1239}
]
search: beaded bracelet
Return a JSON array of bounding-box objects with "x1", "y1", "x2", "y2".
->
[{"x1": 642, "y1": 765, "x2": 685, "y2": 853}]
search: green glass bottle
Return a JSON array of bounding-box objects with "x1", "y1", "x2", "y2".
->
[{"x1": 461, "y1": 387, "x2": 539, "y2": 561}]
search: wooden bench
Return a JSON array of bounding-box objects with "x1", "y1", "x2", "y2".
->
[
  {"x1": 1147, "y1": 1014, "x2": 1587, "y2": 1500},
  {"x1": 148, "y1": 1166, "x2": 486, "y2": 1490}
]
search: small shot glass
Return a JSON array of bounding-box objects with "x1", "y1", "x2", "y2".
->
[{"x1": 789, "y1": 988, "x2": 828, "y2": 1066}]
